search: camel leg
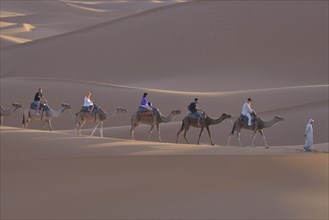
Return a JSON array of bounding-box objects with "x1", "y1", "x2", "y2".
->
[
  {"x1": 75, "y1": 123, "x2": 78, "y2": 135},
  {"x1": 259, "y1": 130, "x2": 269, "y2": 148},
  {"x1": 22, "y1": 119, "x2": 27, "y2": 128},
  {"x1": 206, "y1": 126, "x2": 215, "y2": 146},
  {"x1": 100, "y1": 121, "x2": 104, "y2": 138},
  {"x1": 48, "y1": 120, "x2": 53, "y2": 131},
  {"x1": 252, "y1": 130, "x2": 257, "y2": 147},
  {"x1": 22, "y1": 114, "x2": 29, "y2": 128},
  {"x1": 228, "y1": 135, "x2": 232, "y2": 146},
  {"x1": 42, "y1": 121, "x2": 47, "y2": 130},
  {"x1": 176, "y1": 128, "x2": 184, "y2": 143},
  {"x1": 183, "y1": 128, "x2": 190, "y2": 144},
  {"x1": 237, "y1": 131, "x2": 244, "y2": 147},
  {"x1": 91, "y1": 122, "x2": 100, "y2": 136},
  {"x1": 79, "y1": 121, "x2": 87, "y2": 135},
  {"x1": 75, "y1": 123, "x2": 80, "y2": 135},
  {"x1": 197, "y1": 127, "x2": 205, "y2": 145},
  {"x1": 130, "y1": 124, "x2": 137, "y2": 140},
  {"x1": 147, "y1": 125, "x2": 155, "y2": 141},
  {"x1": 156, "y1": 124, "x2": 162, "y2": 142},
  {"x1": 75, "y1": 121, "x2": 80, "y2": 135}
]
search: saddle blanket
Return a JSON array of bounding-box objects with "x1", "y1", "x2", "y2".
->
[
  {"x1": 240, "y1": 114, "x2": 255, "y2": 125},
  {"x1": 30, "y1": 102, "x2": 48, "y2": 111}
]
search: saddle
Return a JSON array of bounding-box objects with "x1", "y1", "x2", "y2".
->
[
  {"x1": 188, "y1": 111, "x2": 206, "y2": 119},
  {"x1": 239, "y1": 114, "x2": 257, "y2": 127},
  {"x1": 30, "y1": 101, "x2": 48, "y2": 111},
  {"x1": 188, "y1": 113, "x2": 199, "y2": 119},
  {"x1": 139, "y1": 106, "x2": 153, "y2": 116},
  {"x1": 81, "y1": 105, "x2": 99, "y2": 113}
]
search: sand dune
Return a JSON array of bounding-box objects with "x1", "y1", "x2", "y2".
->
[
  {"x1": 1, "y1": 1, "x2": 327, "y2": 90},
  {"x1": 1, "y1": 126, "x2": 328, "y2": 219},
  {"x1": 0, "y1": 0, "x2": 186, "y2": 47},
  {"x1": 1, "y1": 1, "x2": 328, "y2": 219}
]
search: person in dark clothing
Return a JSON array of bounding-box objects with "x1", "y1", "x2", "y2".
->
[
  {"x1": 188, "y1": 98, "x2": 204, "y2": 125},
  {"x1": 34, "y1": 88, "x2": 47, "y2": 115}
]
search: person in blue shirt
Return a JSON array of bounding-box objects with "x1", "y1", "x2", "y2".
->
[
  {"x1": 140, "y1": 93, "x2": 153, "y2": 111},
  {"x1": 140, "y1": 93, "x2": 156, "y2": 124}
]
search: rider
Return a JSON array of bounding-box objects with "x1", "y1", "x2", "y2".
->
[
  {"x1": 83, "y1": 92, "x2": 94, "y2": 112},
  {"x1": 34, "y1": 88, "x2": 47, "y2": 115},
  {"x1": 188, "y1": 98, "x2": 204, "y2": 125},
  {"x1": 140, "y1": 93, "x2": 153, "y2": 112},
  {"x1": 140, "y1": 93, "x2": 157, "y2": 124},
  {"x1": 241, "y1": 97, "x2": 254, "y2": 127}
]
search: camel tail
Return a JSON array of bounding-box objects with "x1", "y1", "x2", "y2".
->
[{"x1": 22, "y1": 114, "x2": 25, "y2": 125}]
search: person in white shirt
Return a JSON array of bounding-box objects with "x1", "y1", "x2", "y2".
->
[
  {"x1": 304, "y1": 119, "x2": 314, "y2": 152},
  {"x1": 241, "y1": 98, "x2": 254, "y2": 126},
  {"x1": 83, "y1": 92, "x2": 94, "y2": 111}
]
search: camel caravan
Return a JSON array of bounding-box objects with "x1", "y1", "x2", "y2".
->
[{"x1": 1, "y1": 89, "x2": 285, "y2": 147}]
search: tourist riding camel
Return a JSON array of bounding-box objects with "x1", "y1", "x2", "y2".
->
[
  {"x1": 228, "y1": 114, "x2": 284, "y2": 148},
  {"x1": 75, "y1": 105, "x2": 127, "y2": 138},
  {"x1": 241, "y1": 97, "x2": 256, "y2": 127},
  {"x1": 139, "y1": 93, "x2": 157, "y2": 124},
  {"x1": 33, "y1": 88, "x2": 47, "y2": 115},
  {"x1": 187, "y1": 98, "x2": 205, "y2": 126},
  {"x1": 177, "y1": 112, "x2": 231, "y2": 146},
  {"x1": 22, "y1": 103, "x2": 71, "y2": 131},
  {"x1": 131, "y1": 108, "x2": 181, "y2": 142}
]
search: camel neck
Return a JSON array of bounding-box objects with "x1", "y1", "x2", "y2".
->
[
  {"x1": 160, "y1": 112, "x2": 176, "y2": 123},
  {"x1": 262, "y1": 118, "x2": 278, "y2": 128},
  {"x1": 52, "y1": 107, "x2": 65, "y2": 118},
  {"x1": 4, "y1": 106, "x2": 18, "y2": 116},
  {"x1": 208, "y1": 116, "x2": 226, "y2": 125}
]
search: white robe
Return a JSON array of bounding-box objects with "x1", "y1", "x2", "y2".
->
[
  {"x1": 241, "y1": 102, "x2": 253, "y2": 126},
  {"x1": 304, "y1": 120, "x2": 314, "y2": 151}
]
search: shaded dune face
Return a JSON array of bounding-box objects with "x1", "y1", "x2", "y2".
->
[{"x1": 0, "y1": 126, "x2": 328, "y2": 219}]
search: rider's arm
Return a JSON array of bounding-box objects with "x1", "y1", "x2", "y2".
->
[{"x1": 41, "y1": 95, "x2": 47, "y2": 102}]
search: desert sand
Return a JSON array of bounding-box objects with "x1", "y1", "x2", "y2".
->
[{"x1": 1, "y1": 0, "x2": 328, "y2": 219}]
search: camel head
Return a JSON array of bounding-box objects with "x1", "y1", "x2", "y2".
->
[
  {"x1": 171, "y1": 110, "x2": 182, "y2": 115},
  {"x1": 12, "y1": 103, "x2": 22, "y2": 109},
  {"x1": 221, "y1": 113, "x2": 231, "y2": 119},
  {"x1": 116, "y1": 107, "x2": 128, "y2": 114},
  {"x1": 61, "y1": 103, "x2": 71, "y2": 110},
  {"x1": 274, "y1": 115, "x2": 284, "y2": 122}
]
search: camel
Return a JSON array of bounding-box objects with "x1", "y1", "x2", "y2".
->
[
  {"x1": 75, "y1": 107, "x2": 127, "y2": 137},
  {"x1": 176, "y1": 113, "x2": 231, "y2": 146},
  {"x1": 0, "y1": 103, "x2": 23, "y2": 125},
  {"x1": 130, "y1": 109, "x2": 181, "y2": 141},
  {"x1": 22, "y1": 103, "x2": 71, "y2": 131},
  {"x1": 228, "y1": 115, "x2": 284, "y2": 148}
]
